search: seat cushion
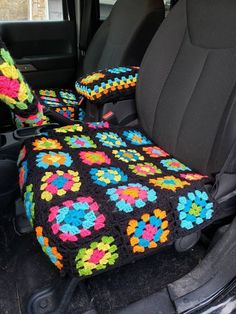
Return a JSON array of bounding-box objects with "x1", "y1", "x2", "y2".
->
[
  {"x1": 19, "y1": 122, "x2": 217, "y2": 278},
  {"x1": 35, "y1": 88, "x2": 86, "y2": 121}
]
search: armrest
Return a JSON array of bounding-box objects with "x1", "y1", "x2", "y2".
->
[
  {"x1": 0, "y1": 40, "x2": 47, "y2": 128},
  {"x1": 75, "y1": 66, "x2": 139, "y2": 106}
]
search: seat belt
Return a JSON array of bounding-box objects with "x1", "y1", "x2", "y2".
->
[{"x1": 79, "y1": 0, "x2": 95, "y2": 57}]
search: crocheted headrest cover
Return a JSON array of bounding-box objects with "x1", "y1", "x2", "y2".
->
[
  {"x1": 75, "y1": 66, "x2": 139, "y2": 105},
  {"x1": 0, "y1": 41, "x2": 47, "y2": 128},
  {"x1": 19, "y1": 122, "x2": 218, "y2": 278},
  {"x1": 35, "y1": 89, "x2": 86, "y2": 122}
]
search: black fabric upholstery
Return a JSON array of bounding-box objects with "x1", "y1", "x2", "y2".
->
[
  {"x1": 83, "y1": 0, "x2": 165, "y2": 73},
  {"x1": 187, "y1": 0, "x2": 236, "y2": 49},
  {"x1": 137, "y1": 0, "x2": 236, "y2": 176}
]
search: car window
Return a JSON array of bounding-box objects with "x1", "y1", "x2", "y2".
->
[
  {"x1": 164, "y1": 0, "x2": 171, "y2": 15},
  {"x1": 0, "y1": 0, "x2": 63, "y2": 22},
  {"x1": 99, "y1": 0, "x2": 117, "y2": 21}
]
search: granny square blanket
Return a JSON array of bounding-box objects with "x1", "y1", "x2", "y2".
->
[{"x1": 18, "y1": 122, "x2": 217, "y2": 278}]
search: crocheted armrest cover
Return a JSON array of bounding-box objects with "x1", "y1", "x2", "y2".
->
[
  {"x1": 75, "y1": 66, "x2": 139, "y2": 105},
  {"x1": 0, "y1": 41, "x2": 47, "y2": 128}
]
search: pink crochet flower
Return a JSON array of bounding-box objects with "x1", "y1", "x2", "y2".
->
[{"x1": 0, "y1": 76, "x2": 20, "y2": 98}]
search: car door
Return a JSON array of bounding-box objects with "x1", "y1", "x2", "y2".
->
[{"x1": 0, "y1": 0, "x2": 77, "y2": 89}]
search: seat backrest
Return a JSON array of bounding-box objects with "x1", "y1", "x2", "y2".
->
[
  {"x1": 83, "y1": 0, "x2": 165, "y2": 73},
  {"x1": 137, "y1": 0, "x2": 236, "y2": 176}
]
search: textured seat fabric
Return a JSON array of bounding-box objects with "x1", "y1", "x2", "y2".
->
[
  {"x1": 75, "y1": 66, "x2": 139, "y2": 105},
  {"x1": 136, "y1": 0, "x2": 236, "y2": 175},
  {"x1": 83, "y1": 0, "x2": 165, "y2": 74},
  {"x1": 17, "y1": 0, "x2": 236, "y2": 278},
  {"x1": 19, "y1": 122, "x2": 215, "y2": 277},
  {"x1": 35, "y1": 88, "x2": 86, "y2": 122}
]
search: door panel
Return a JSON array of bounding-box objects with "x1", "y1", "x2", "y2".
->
[{"x1": 0, "y1": 21, "x2": 77, "y2": 88}]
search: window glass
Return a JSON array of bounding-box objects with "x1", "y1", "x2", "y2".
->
[
  {"x1": 99, "y1": 0, "x2": 117, "y2": 20},
  {"x1": 164, "y1": 0, "x2": 171, "y2": 15},
  {"x1": 0, "y1": 0, "x2": 63, "y2": 22}
]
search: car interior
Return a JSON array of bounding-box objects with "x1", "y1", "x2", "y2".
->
[{"x1": 0, "y1": 0, "x2": 236, "y2": 313}]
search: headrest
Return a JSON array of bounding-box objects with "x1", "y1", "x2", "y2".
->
[{"x1": 187, "y1": 0, "x2": 236, "y2": 49}]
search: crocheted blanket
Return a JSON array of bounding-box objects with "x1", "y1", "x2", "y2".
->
[{"x1": 18, "y1": 122, "x2": 217, "y2": 277}]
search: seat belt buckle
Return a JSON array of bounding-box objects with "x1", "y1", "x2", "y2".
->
[{"x1": 102, "y1": 111, "x2": 118, "y2": 124}]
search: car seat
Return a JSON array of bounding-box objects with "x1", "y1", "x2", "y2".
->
[{"x1": 2, "y1": 0, "x2": 236, "y2": 284}]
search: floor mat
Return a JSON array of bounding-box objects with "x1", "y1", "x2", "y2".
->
[
  {"x1": 87, "y1": 245, "x2": 205, "y2": 313},
  {"x1": 0, "y1": 218, "x2": 205, "y2": 314}
]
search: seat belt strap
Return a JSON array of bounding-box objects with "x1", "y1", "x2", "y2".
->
[{"x1": 79, "y1": 0, "x2": 94, "y2": 56}]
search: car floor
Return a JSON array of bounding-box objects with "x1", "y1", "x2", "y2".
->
[{"x1": 0, "y1": 216, "x2": 206, "y2": 314}]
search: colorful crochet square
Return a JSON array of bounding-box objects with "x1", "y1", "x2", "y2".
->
[
  {"x1": 19, "y1": 161, "x2": 28, "y2": 190},
  {"x1": 48, "y1": 197, "x2": 106, "y2": 242},
  {"x1": 62, "y1": 99, "x2": 79, "y2": 106},
  {"x1": 87, "y1": 121, "x2": 110, "y2": 129},
  {"x1": 177, "y1": 190, "x2": 214, "y2": 230},
  {"x1": 75, "y1": 236, "x2": 119, "y2": 276},
  {"x1": 0, "y1": 48, "x2": 33, "y2": 110},
  {"x1": 24, "y1": 184, "x2": 35, "y2": 226},
  {"x1": 143, "y1": 146, "x2": 169, "y2": 158},
  {"x1": 60, "y1": 91, "x2": 76, "y2": 100},
  {"x1": 55, "y1": 124, "x2": 83, "y2": 133},
  {"x1": 40, "y1": 170, "x2": 81, "y2": 201},
  {"x1": 55, "y1": 106, "x2": 75, "y2": 119},
  {"x1": 79, "y1": 151, "x2": 111, "y2": 166},
  {"x1": 161, "y1": 159, "x2": 191, "y2": 172},
  {"x1": 180, "y1": 173, "x2": 208, "y2": 181},
  {"x1": 107, "y1": 67, "x2": 134, "y2": 74},
  {"x1": 33, "y1": 137, "x2": 62, "y2": 151},
  {"x1": 39, "y1": 90, "x2": 57, "y2": 97},
  {"x1": 65, "y1": 135, "x2": 97, "y2": 149},
  {"x1": 149, "y1": 176, "x2": 190, "y2": 192},
  {"x1": 129, "y1": 163, "x2": 162, "y2": 177},
  {"x1": 75, "y1": 66, "x2": 139, "y2": 105},
  {"x1": 106, "y1": 183, "x2": 157, "y2": 213},
  {"x1": 0, "y1": 44, "x2": 47, "y2": 127},
  {"x1": 96, "y1": 132, "x2": 127, "y2": 148},
  {"x1": 90, "y1": 167, "x2": 128, "y2": 187},
  {"x1": 36, "y1": 226, "x2": 63, "y2": 270},
  {"x1": 36, "y1": 152, "x2": 73, "y2": 169},
  {"x1": 39, "y1": 95, "x2": 60, "y2": 106},
  {"x1": 81, "y1": 72, "x2": 105, "y2": 85},
  {"x1": 127, "y1": 209, "x2": 170, "y2": 253},
  {"x1": 123, "y1": 130, "x2": 152, "y2": 146},
  {"x1": 35, "y1": 88, "x2": 85, "y2": 122},
  {"x1": 112, "y1": 149, "x2": 144, "y2": 163}
]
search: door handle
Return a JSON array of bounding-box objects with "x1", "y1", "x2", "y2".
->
[{"x1": 16, "y1": 64, "x2": 37, "y2": 72}]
